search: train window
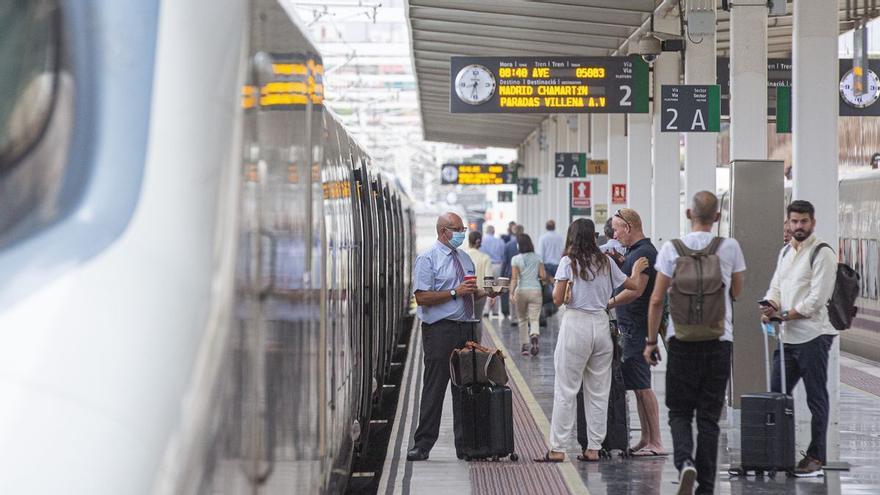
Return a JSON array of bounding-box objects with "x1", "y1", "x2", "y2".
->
[{"x1": 0, "y1": 0, "x2": 59, "y2": 170}]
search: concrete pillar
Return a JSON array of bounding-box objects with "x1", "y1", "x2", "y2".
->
[
  {"x1": 729, "y1": 4, "x2": 767, "y2": 160},
  {"x1": 590, "y1": 114, "x2": 609, "y2": 226},
  {"x1": 792, "y1": 0, "x2": 840, "y2": 462},
  {"x1": 684, "y1": 0, "x2": 717, "y2": 228},
  {"x1": 607, "y1": 114, "x2": 628, "y2": 210},
  {"x1": 651, "y1": 50, "x2": 682, "y2": 246},
  {"x1": 627, "y1": 113, "x2": 653, "y2": 237}
]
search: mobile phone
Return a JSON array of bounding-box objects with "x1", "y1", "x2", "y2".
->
[
  {"x1": 650, "y1": 349, "x2": 660, "y2": 363},
  {"x1": 758, "y1": 299, "x2": 773, "y2": 307}
]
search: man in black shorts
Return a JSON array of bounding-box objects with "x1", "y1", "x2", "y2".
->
[{"x1": 608, "y1": 208, "x2": 666, "y2": 456}]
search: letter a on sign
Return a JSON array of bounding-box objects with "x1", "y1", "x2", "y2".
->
[
  {"x1": 691, "y1": 109, "x2": 706, "y2": 131},
  {"x1": 571, "y1": 181, "x2": 591, "y2": 208}
]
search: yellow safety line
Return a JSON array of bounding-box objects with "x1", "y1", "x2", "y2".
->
[{"x1": 483, "y1": 318, "x2": 591, "y2": 495}]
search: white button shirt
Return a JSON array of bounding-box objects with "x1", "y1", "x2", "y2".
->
[{"x1": 764, "y1": 234, "x2": 839, "y2": 344}]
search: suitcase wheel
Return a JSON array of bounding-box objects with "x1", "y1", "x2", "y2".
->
[
  {"x1": 509, "y1": 453, "x2": 519, "y2": 462},
  {"x1": 492, "y1": 456, "x2": 500, "y2": 462}
]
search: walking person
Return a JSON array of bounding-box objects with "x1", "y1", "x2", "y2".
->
[
  {"x1": 463, "y1": 230, "x2": 492, "y2": 342},
  {"x1": 501, "y1": 225, "x2": 523, "y2": 323},
  {"x1": 407, "y1": 212, "x2": 487, "y2": 462},
  {"x1": 645, "y1": 191, "x2": 746, "y2": 494},
  {"x1": 480, "y1": 225, "x2": 505, "y2": 316},
  {"x1": 537, "y1": 219, "x2": 564, "y2": 279},
  {"x1": 608, "y1": 208, "x2": 665, "y2": 456},
  {"x1": 510, "y1": 234, "x2": 545, "y2": 356},
  {"x1": 759, "y1": 199, "x2": 837, "y2": 477},
  {"x1": 534, "y1": 219, "x2": 648, "y2": 463}
]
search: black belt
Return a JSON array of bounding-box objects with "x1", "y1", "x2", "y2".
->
[{"x1": 424, "y1": 319, "x2": 475, "y2": 327}]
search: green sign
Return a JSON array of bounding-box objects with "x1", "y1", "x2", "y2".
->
[
  {"x1": 517, "y1": 177, "x2": 539, "y2": 195},
  {"x1": 660, "y1": 85, "x2": 720, "y2": 133},
  {"x1": 555, "y1": 153, "x2": 586, "y2": 177},
  {"x1": 776, "y1": 86, "x2": 791, "y2": 134}
]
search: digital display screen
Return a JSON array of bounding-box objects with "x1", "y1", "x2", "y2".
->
[
  {"x1": 441, "y1": 164, "x2": 517, "y2": 185},
  {"x1": 450, "y1": 56, "x2": 649, "y2": 114}
]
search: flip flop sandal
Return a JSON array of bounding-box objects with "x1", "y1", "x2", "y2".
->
[
  {"x1": 630, "y1": 448, "x2": 669, "y2": 457},
  {"x1": 533, "y1": 452, "x2": 565, "y2": 463},
  {"x1": 576, "y1": 453, "x2": 601, "y2": 462}
]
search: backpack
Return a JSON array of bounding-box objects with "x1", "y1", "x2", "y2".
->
[
  {"x1": 782, "y1": 243, "x2": 860, "y2": 330},
  {"x1": 668, "y1": 237, "x2": 727, "y2": 342}
]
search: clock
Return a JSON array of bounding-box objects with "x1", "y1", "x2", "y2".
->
[
  {"x1": 454, "y1": 64, "x2": 496, "y2": 105},
  {"x1": 839, "y1": 68, "x2": 880, "y2": 108},
  {"x1": 441, "y1": 164, "x2": 459, "y2": 184}
]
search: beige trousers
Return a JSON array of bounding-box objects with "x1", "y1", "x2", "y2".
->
[{"x1": 515, "y1": 288, "x2": 543, "y2": 345}]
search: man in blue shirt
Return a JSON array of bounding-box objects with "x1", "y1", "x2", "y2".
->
[
  {"x1": 608, "y1": 208, "x2": 665, "y2": 456},
  {"x1": 480, "y1": 225, "x2": 506, "y2": 316},
  {"x1": 407, "y1": 212, "x2": 486, "y2": 462},
  {"x1": 537, "y1": 220, "x2": 564, "y2": 279}
]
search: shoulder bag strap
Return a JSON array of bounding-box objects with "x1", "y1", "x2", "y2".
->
[
  {"x1": 671, "y1": 239, "x2": 692, "y2": 257},
  {"x1": 810, "y1": 242, "x2": 833, "y2": 268}
]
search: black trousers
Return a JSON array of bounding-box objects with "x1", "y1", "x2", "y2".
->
[
  {"x1": 413, "y1": 319, "x2": 475, "y2": 451},
  {"x1": 771, "y1": 334, "x2": 834, "y2": 463},
  {"x1": 666, "y1": 338, "x2": 731, "y2": 495}
]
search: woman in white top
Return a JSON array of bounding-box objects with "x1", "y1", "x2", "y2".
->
[{"x1": 535, "y1": 218, "x2": 647, "y2": 463}]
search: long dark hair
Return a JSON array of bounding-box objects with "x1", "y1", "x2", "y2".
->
[{"x1": 564, "y1": 218, "x2": 607, "y2": 281}]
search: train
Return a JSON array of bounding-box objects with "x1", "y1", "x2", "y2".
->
[
  {"x1": 0, "y1": 0, "x2": 414, "y2": 493},
  {"x1": 718, "y1": 171, "x2": 880, "y2": 362}
]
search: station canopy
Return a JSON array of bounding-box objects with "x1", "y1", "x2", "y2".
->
[{"x1": 405, "y1": 0, "x2": 858, "y2": 147}]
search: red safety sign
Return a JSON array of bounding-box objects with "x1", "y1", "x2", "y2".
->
[
  {"x1": 571, "y1": 181, "x2": 591, "y2": 208},
  {"x1": 611, "y1": 183, "x2": 627, "y2": 205}
]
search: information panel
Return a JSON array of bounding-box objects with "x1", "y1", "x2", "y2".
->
[
  {"x1": 555, "y1": 153, "x2": 586, "y2": 178},
  {"x1": 518, "y1": 178, "x2": 539, "y2": 195},
  {"x1": 440, "y1": 163, "x2": 517, "y2": 185},
  {"x1": 661, "y1": 85, "x2": 720, "y2": 133},
  {"x1": 450, "y1": 56, "x2": 649, "y2": 114}
]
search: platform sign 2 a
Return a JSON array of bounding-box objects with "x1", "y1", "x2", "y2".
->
[
  {"x1": 661, "y1": 85, "x2": 720, "y2": 133},
  {"x1": 518, "y1": 177, "x2": 539, "y2": 195},
  {"x1": 555, "y1": 153, "x2": 586, "y2": 177}
]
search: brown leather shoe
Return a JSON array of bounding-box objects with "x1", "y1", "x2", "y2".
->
[{"x1": 793, "y1": 454, "x2": 823, "y2": 477}]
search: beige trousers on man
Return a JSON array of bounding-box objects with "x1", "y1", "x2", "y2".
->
[
  {"x1": 549, "y1": 308, "x2": 613, "y2": 452},
  {"x1": 514, "y1": 288, "x2": 542, "y2": 345}
]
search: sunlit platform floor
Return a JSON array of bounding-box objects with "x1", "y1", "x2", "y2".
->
[{"x1": 379, "y1": 310, "x2": 880, "y2": 495}]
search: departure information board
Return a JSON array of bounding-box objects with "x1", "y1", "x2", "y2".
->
[
  {"x1": 450, "y1": 56, "x2": 650, "y2": 114},
  {"x1": 441, "y1": 163, "x2": 517, "y2": 185}
]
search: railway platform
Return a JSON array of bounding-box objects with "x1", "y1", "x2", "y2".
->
[{"x1": 379, "y1": 313, "x2": 880, "y2": 495}]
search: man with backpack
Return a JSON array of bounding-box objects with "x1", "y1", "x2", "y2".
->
[
  {"x1": 758, "y1": 200, "x2": 842, "y2": 477},
  {"x1": 645, "y1": 191, "x2": 746, "y2": 494}
]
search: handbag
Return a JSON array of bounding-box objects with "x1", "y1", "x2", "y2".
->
[{"x1": 449, "y1": 341, "x2": 509, "y2": 387}]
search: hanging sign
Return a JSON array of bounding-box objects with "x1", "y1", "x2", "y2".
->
[
  {"x1": 440, "y1": 163, "x2": 517, "y2": 185},
  {"x1": 555, "y1": 153, "x2": 586, "y2": 177},
  {"x1": 661, "y1": 85, "x2": 721, "y2": 132},
  {"x1": 450, "y1": 56, "x2": 650, "y2": 114},
  {"x1": 518, "y1": 177, "x2": 539, "y2": 195},
  {"x1": 587, "y1": 159, "x2": 608, "y2": 174},
  {"x1": 497, "y1": 190, "x2": 514, "y2": 202}
]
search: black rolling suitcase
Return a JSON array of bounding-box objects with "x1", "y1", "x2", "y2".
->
[
  {"x1": 458, "y1": 384, "x2": 518, "y2": 461},
  {"x1": 577, "y1": 318, "x2": 629, "y2": 457},
  {"x1": 739, "y1": 317, "x2": 795, "y2": 475}
]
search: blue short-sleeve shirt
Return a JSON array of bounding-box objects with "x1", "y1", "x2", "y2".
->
[{"x1": 413, "y1": 240, "x2": 477, "y2": 324}]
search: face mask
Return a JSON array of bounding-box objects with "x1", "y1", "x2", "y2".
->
[{"x1": 448, "y1": 230, "x2": 466, "y2": 248}]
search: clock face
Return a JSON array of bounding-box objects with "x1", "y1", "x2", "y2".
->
[
  {"x1": 441, "y1": 165, "x2": 459, "y2": 184},
  {"x1": 840, "y1": 69, "x2": 880, "y2": 109},
  {"x1": 454, "y1": 64, "x2": 496, "y2": 105}
]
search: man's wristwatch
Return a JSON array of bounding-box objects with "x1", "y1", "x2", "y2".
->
[
  {"x1": 450, "y1": 289, "x2": 457, "y2": 301},
  {"x1": 781, "y1": 310, "x2": 790, "y2": 321}
]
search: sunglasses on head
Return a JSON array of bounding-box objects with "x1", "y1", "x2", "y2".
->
[{"x1": 614, "y1": 210, "x2": 631, "y2": 228}]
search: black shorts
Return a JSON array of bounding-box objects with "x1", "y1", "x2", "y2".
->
[{"x1": 621, "y1": 355, "x2": 652, "y2": 390}]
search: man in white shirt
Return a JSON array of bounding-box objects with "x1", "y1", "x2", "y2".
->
[
  {"x1": 537, "y1": 220, "x2": 564, "y2": 277},
  {"x1": 645, "y1": 191, "x2": 746, "y2": 495},
  {"x1": 759, "y1": 200, "x2": 838, "y2": 477}
]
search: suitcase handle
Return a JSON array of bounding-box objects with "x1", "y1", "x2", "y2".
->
[{"x1": 762, "y1": 317, "x2": 786, "y2": 394}]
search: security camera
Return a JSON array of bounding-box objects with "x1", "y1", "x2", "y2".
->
[{"x1": 638, "y1": 34, "x2": 662, "y2": 64}]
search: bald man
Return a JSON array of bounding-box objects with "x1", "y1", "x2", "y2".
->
[
  {"x1": 407, "y1": 212, "x2": 487, "y2": 461},
  {"x1": 646, "y1": 191, "x2": 746, "y2": 494}
]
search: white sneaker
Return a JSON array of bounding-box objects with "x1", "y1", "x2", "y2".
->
[{"x1": 677, "y1": 460, "x2": 696, "y2": 495}]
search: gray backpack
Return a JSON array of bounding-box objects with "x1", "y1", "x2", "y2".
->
[{"x1": 669, "y1": 237, "x2": 727, "y2": 341}]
